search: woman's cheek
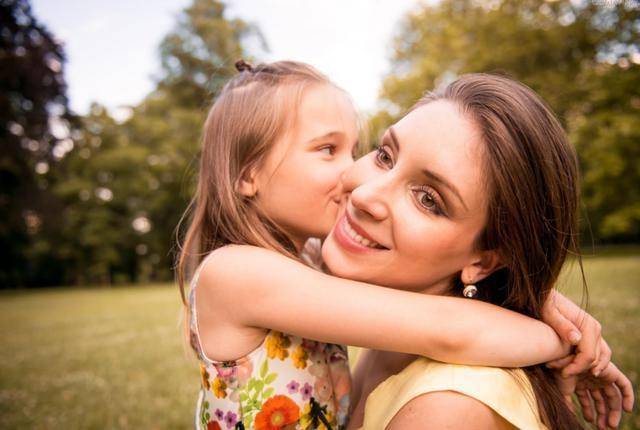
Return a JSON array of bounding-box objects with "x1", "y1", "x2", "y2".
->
[{"x1": 397, "y1": 220, "x2": 462, "y2": 267}]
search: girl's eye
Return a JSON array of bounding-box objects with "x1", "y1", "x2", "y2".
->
[
  {"x1": 414, "y1": 187, "x2": 444, "y2": 215},
  {"x1": 375, "y1": 145, "x2": 393, "y2": 167},
  {"x1": 319, "y1": 145, "x2": 335, "y2": 156}
]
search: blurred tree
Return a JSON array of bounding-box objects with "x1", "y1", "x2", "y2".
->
[
  {"x1": 157, "y1": 0, "x2": 264, "y2": 108},
  {"x1": 570, "y1": 63, "x2": 640, "y2": 241},
  {"x1": 49, "y1": 0, "x2": 264, "y2": 285},
  {"x1": 0, "y1": 0, "x2": 76, "y2": 287},
  {"x1": 52, "y1": 104, "x2": 144, "y2": 285},
  {"x1": 371, "y1": 0, "x2": 640, "y2": 242},
  {"x1": 123, "y1": 0, "x2": 264, "y2": 281}
]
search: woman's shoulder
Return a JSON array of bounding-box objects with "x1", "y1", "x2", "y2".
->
[
  {"x1": 360, "y1": 358, "x2": 547, "y2": 430},
  {"x1": 387, "y1": 390, "x2": 515, "y2": 430}
]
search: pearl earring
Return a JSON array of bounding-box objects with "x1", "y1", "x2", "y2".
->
[{"x1": 463, "y1": 282, "x2": 478, "y2": 298}]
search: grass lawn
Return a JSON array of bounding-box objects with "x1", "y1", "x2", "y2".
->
[{"x1": 1, "y1": 251, "x2": 638, "y2": 429}]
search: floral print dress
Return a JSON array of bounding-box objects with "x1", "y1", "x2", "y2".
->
[{"x1": 189, "y1": 253, "x2": 351, "y2": 430}]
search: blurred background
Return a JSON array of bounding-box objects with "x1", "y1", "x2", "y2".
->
[{"x1": 0, "y1": 0, "x2": 638, "y2": 428}]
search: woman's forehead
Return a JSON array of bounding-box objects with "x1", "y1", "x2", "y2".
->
[{"x1": 392, "y1": 100, "x2": 488, "y2": 214}]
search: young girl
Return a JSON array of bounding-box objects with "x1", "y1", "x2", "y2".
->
[{"x1": 176, "y1": 60, "x2": 609, "y2": 430}]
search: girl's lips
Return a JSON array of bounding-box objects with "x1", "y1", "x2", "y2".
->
[{"x1": 332, "y1": 213, "x2": 387, "y2": 254}]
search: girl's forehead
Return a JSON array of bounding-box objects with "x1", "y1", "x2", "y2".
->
[{"x1": 293, "y1": 85, "x2": 358, "y2": 138}]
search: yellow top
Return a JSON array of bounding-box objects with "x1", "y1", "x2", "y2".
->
[{"x1": 357, "y1": 357, "x2": 548, "y2": 430}]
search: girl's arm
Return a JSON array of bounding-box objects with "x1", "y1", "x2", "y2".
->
[{"x1": 201, "y1": 245, "x2": 569, "y2": 367}]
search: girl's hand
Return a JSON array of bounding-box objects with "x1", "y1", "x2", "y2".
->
[
  {"x1": 542, "y1": 290, "x2": 606, "y2": 376},
  {"x1": 555, "y1": 362, "x2": 634, "y2": 429}
]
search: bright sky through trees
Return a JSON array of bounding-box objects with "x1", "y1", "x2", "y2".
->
[{"x1": 31, "y1": 0, "x2": 422, "y2": 115}]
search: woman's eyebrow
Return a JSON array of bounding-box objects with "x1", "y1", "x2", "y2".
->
[
  {"x1": 388, "y1": 127, "x2": 400, "y2": 152},
  {"x1": 390, "y1": 126, "x2": 468, "y2": 212}
]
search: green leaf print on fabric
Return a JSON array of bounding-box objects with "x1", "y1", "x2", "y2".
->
[
  {"x1": 238, "y1": 358, "x2": 280, "y2": 428},
  {"x1": 201, "y1": 400, "x2": 210, "y2": 427},
  {"x1": 264, "y1": 373, "x2": 277, "y2": 384},
  {"x1": 263, "y1": 387, "x2": 275, "y2": 399}
]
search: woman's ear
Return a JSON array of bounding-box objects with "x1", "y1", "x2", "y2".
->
[
  {"x1": 236, "y1": 165, "x2": 259, "y2": 197},
  {"x1": 460, "y1": 249, "x2": 504, "y2": 284}
]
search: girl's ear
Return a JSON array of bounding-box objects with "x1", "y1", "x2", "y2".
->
[
  {"x1": 460, "y1": 249, "x2": 504, "y2": 284},
  {"x1": 236, "y1": 165, "x2": 259, "y2": 197}
]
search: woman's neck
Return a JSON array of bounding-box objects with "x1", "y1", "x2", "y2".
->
[
  {"x1": 347, "y1": 350, "x2": 419, "y2": 429},
  {"x1": 394, "y1": 276, "x2": 455, "y2": 297}
]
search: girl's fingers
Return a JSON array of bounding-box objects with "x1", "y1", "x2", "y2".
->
[
  {"x1": 541, "y1": 296, "x2": 582, "y2": 345},
  {"x1": 592, "y1": 340, "x2": 612, "y2": 376},
  {"x1": 546, "y1": 354, "x2": 574, "y2": 369},
  {"x1": 576, "y1": 387, "x2": 596, "y2": 423},
  {"x1": 562, "y1": 316, "x2": 601, "y2": 377},
  {"x1": 592, "y1": 338, "x2": 602, "y2": 367},
  {"x1": 602, "y1": 383, "x2": 623, "y2": 429}
]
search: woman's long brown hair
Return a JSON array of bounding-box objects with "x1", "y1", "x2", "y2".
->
[
  {"x1": 175, "y1": 61, "x2": 333, "y2": 305},
  {"x1": 417, "y1": 74, "x2": 585, "y2": 429}
]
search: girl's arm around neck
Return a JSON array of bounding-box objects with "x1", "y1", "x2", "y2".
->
[{"x1": 202, "y1": 245, "x2": 569, "y2": 367}]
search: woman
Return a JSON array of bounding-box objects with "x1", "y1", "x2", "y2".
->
[{"x1": 317, "y1": 74, "x2": 633, "y2": 429}]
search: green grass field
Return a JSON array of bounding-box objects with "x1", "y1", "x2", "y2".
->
[{"x1": 1, "y1": 252, "x2": 638, "y2": 429}]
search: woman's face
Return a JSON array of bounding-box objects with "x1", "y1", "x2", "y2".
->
[
  {"x1": 322, "y1": 100, "x2": 493, "y2": 293},
  {"x1": 252, "y1": 84, "x2": 358, "y2": 249}
]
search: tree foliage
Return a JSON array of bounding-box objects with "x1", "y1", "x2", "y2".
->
[
  {"x1": 47, "y1": 0, "x2": 261, "y2": 286},
  {"x1": 371, "y1": 0, "x2": 640, "y2": 242},
  {"x1": 0, "y1": 0, "x2": 76, "y2": 287}
]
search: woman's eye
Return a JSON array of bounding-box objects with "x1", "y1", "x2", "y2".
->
[
  {"x1": 375, "y1": 145, "x2": 393, "y2": 167},
  {"x1": 420, "y1": 192, "x2": 436, "y2": 209},
  {"x1": 415, "y1": 188, "x2": 443, "y2": 215}
]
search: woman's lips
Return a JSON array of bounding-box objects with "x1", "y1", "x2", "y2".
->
[{"x1": 332, "y1": 213, "x2": 388, "y2": 254}]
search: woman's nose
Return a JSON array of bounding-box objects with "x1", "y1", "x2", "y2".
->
[{"x1": 350, "y1": 178, "x2": 390, "y2": 221}]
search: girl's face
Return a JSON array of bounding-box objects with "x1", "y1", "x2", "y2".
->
[
  {"x1": 253, "y1": 84, "x2": 358, "y2": 249},
  {"x1": 322, "y1": 100, "x2": 494, "y2": 293}
]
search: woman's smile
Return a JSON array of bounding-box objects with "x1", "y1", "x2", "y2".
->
[{"x1": 332, "y1": 209, "x2": 389, "y2": 254}]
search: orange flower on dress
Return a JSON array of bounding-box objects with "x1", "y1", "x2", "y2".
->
[
  {"x1": 200, "y1": 364, "x2": 211, "y2": 390},
  {"x1": 265, "y1": 331, "x2": 291, "y2": 360},
  {"x1": 254, "y1": 395, "x2": 300, "y2": 430},
  {"x1": 212, "y1": 377, "x2": 227, "y2": 398},
  {"x1": 291, "y1": 345, "x2": 309, "y2": 369},
  {"x1": 207, "y1": 421, "x2": 222, "y2": 430}
]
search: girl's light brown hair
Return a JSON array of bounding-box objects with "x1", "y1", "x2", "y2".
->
[
  {"x1": 417, "y1": 73, "x2": 585, "y2": 429},
  {"x1": 175, "y1": 60, "x2": 334, "y2": 305}
]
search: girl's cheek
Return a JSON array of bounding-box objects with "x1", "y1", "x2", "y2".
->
[{"x1": 341, "y1": 155, "x2": 376, "y2": 193}]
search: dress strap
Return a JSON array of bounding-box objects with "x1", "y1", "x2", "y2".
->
[{"x1": 188, "y1": 252, "x2": 218, "y2": 364}]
